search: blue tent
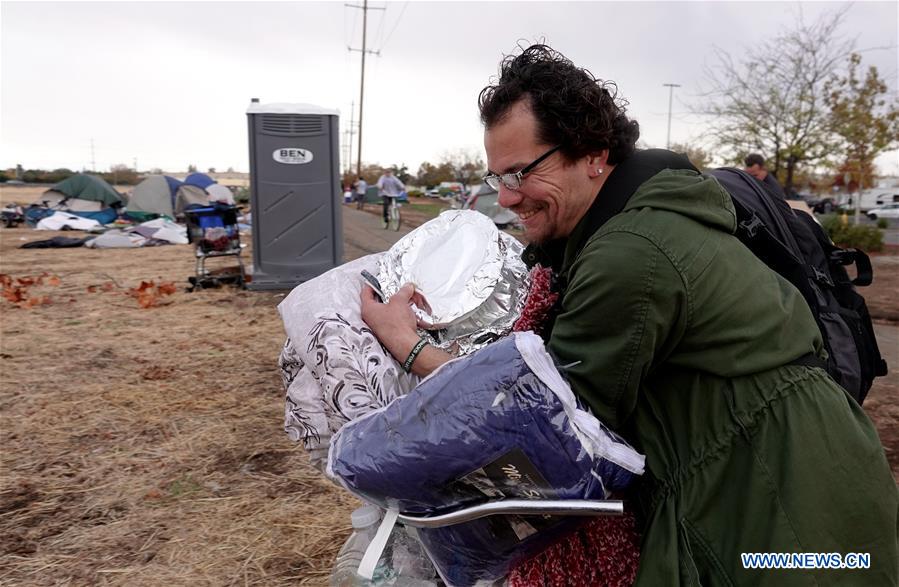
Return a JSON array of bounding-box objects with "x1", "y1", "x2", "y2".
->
[
  {"x1": 184, "y1": 173, "x2": 215, "y2": 189},
  {"x1": 164, "y1": 175, "x2": 183, "y2": 198}
]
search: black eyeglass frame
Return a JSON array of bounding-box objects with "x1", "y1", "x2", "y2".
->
[{"x1": 482, "y1": 145, "x2": 562, "y2": 191}]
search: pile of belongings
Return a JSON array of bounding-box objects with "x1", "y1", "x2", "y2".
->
[
  {"x1": 126, "y1": 172, "x2": 235, "y2": 220},
  {"x1": 85, "y1": 218, "x2": 188, "y2": 248},
  {"x1": 25, "y1": 217, "x2": 187, "y2": 249},
  {"x1": 278, "y1": 210, "x2": 646, "y2": 586},
  {"x1": 27, "y1": 173, "x2": 123, "y2": 227},
  {"x1": 279, "y1": 211, "x2": 529, "y2": 470}
]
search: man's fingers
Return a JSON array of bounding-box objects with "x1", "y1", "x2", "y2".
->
[{"x1": 393, "y1": 283, "x2": 416, "y2": 302}]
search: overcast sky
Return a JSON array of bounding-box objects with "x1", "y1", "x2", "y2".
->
[{"x1": 1, "y1": 1, "x2": 897, "y2": 177}]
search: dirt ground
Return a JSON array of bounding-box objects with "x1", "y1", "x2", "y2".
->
[{"x1": 0, "y1": 185, "x2": 896, "y2": 586}]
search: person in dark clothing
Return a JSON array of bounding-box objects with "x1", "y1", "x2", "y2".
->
[
  {"x1": 359, "y1": 44, "x2": 898, "y2": 585},
  {"x1": 744, "y1": 152, "x2": 788, "y2": 199}
]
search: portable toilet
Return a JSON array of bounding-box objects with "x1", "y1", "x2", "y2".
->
[{"x1": 246, "y1": 100, "x2": 343, "y2": 290}]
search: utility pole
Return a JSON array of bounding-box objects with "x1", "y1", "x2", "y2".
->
[
  {"x1": 90, "y1": 138, "x2": 96, "y2": 172},
  {"x1": 347, "y1": 0, "x2": 383, "y2": 177},
  {"x1": 663, "y1": 83, "x2": 680, "y2": 150},
  {"x1": 346, "y1": 100, "x2": 357, "y2": 175}
]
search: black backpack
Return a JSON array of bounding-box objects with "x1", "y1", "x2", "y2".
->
[{"x1": 709, "y1": 167, "x2": 888, "y2": 404}]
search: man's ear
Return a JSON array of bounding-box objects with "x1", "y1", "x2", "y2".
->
[{"x1": 585, "y1": 150, "x2": 610, "y2": 176}]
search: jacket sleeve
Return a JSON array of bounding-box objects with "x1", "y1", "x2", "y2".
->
[{"x1": 547, "y1": 230, "x2": 689, "y2": 431}]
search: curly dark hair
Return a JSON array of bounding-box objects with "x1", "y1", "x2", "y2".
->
[{"x1": 479, "y1": 44, "x2": 640, "y2": 165}]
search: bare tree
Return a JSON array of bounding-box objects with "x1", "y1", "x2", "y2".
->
[
  {"x1": 440, "y1": 148, "x2": 486, "y2": 192},
  {"x1": 696, "y1": 8, "x2": 853, "y2": 192}
]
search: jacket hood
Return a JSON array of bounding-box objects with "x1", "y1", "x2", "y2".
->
[{"x1": 625, "y1": 169, "x2": 737, "y2": 234}]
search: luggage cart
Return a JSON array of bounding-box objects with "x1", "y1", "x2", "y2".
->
[{"x1": 184, "y1": 204, "x2": 245, "y2": 290}]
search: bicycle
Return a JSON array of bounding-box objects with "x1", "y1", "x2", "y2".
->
[{"x1": 382, "y1": 196, "x2": 402, "y2": 231}]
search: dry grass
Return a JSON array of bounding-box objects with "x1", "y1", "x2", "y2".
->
[
  {"x1": 1, "y1": 185, "x2": 896, "y2": 586},
  {"x1": 1, "y1": 186, "x2": 361, "y2": 586}
]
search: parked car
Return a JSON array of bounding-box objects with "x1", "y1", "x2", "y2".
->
[
  {"x1": 807, "y1": 197, "x2": 836, "y2": 214},
  {"x1": 866, "y1": 203, "x2": 899, "y2": 221}
]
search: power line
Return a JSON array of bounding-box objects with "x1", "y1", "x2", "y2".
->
[{"x1": 379, "y1": 1, "x2": 409, "y2": 52}]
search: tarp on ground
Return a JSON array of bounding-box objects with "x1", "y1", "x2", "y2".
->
[
  {"x1": 85, "y1": 231, "x2": 146, "y2": 248},
  {"x1": 69, "y1": 208, "x2": 118, "y2": 225},
  {"x1": 128, "y1": 175, "x2": 182, "y2": 217},
  {"x1": 40, "y1": 174, "x2": 123, "y2": 208},
  {"x1": 36, "y1": 211, "x2": 102, "y2": 231},
  {"x1": 183, "y1": 172, "x2": 215, "y2": 189}
]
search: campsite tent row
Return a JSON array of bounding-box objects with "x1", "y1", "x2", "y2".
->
[
  {"x1": 127, "y1": 172, "x2": 234, "y2": 218},
  {"x1": 34, "y1": 172, "x2": 235, "y2": 223}
]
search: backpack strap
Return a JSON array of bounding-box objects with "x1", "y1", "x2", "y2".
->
[{"x1": 830, "y1": 248, "x2": 873, "y2": 287}]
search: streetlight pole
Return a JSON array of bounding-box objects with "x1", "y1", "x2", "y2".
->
[{"x1": 663, "y1": 83, "x2": 680, "y2": 150}]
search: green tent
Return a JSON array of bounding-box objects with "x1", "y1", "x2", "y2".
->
[{"x1": 40, "y1": 174, "x2": 123, "y2": 208}]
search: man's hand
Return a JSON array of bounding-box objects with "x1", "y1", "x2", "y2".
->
[{"x1": 360, "y1": 282, "x2": 451, "y2": 376}]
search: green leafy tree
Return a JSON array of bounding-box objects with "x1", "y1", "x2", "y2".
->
[
  {"x1": 415, "y1": 161, "x2": 454, "y2": 187},
  {"x1": 697, "y1": 9, "x2": 852, "y2": 192},
  {"x1": 393, "y1": 164, "x2": 412, "y2": 185},
  {"x1": 825, "y1": 53, "x2": 899, "y2": 197}
]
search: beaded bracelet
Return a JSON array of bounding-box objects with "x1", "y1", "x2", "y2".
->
[{"x1": 402, "y1": 336, "x2": 430, "y2": 373}]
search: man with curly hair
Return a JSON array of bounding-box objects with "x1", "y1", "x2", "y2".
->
[{"x1": 360, "y1": 44, "x2": 897, "y2": 585}]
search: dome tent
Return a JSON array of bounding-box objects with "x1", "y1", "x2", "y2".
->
[
  {"x1": 33, "y1": 173, "x2": 122, "y2": 225},
  {"x1": 127, "y1": 175, "x2": 183, "y2": 217},
  {"x1": 174, "y1": 184, "x2": 211, "y2": 215},
  {"x1": 462, "y1": 184, "x2": 519, "y2": 227},
  {"x1": 184, "y1": 172, "x2": 215, "y2": 190},
  {"x1": 39, "y1": 174, "x2": 123, "y2": 210}
]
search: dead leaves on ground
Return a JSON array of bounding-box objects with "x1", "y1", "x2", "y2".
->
[
  {"x1": 1, "y1": 274, "x2": 178, "y2": 309},
  {"x1": 0, "y1": 273, "x2": 60, "y2": 308},
  {"x1": 126, "y1": 281, "x2": 178, "y2": 309},
  {"x1": 86, "y1": 282, "x2": 117, "y2": 293}
]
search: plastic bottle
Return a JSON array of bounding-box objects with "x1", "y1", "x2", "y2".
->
[
  {"x1": 329, "y1": 505, "x2": 382, "y2": 587},
  {"x1": 389, "y1": 527, "x2": 438, "y2": 586}
]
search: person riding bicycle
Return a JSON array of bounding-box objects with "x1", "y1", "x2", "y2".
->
[{"x1": 377, "y1": 170, "x2": 405, "y2": 228}]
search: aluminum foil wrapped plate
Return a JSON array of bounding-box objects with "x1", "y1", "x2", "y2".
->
[{"x1": 378, "y1": 210, "x2": 529, "y2": 355}]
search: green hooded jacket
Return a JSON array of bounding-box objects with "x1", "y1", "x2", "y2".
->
[{"x1": 546, "y1": 167, "x2": 898, "y2": 585}]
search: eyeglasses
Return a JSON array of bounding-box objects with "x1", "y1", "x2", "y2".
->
[{"x1": 483, "y1": 145, "x2": 561, "y2": 191}]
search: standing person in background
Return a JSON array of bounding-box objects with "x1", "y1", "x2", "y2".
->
[
  {"x1": 353, "y1": 176, "x2": 368, "y2": 210},
  {"x1": 377, "y1": 169, "x2": 405, "y2": 228},
  {"x1": 359, "y1": 44, "x2": 897, "y2": 585},
  {"x1": 744, "y1": 153, "x2": 788, "y2": 199}
]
